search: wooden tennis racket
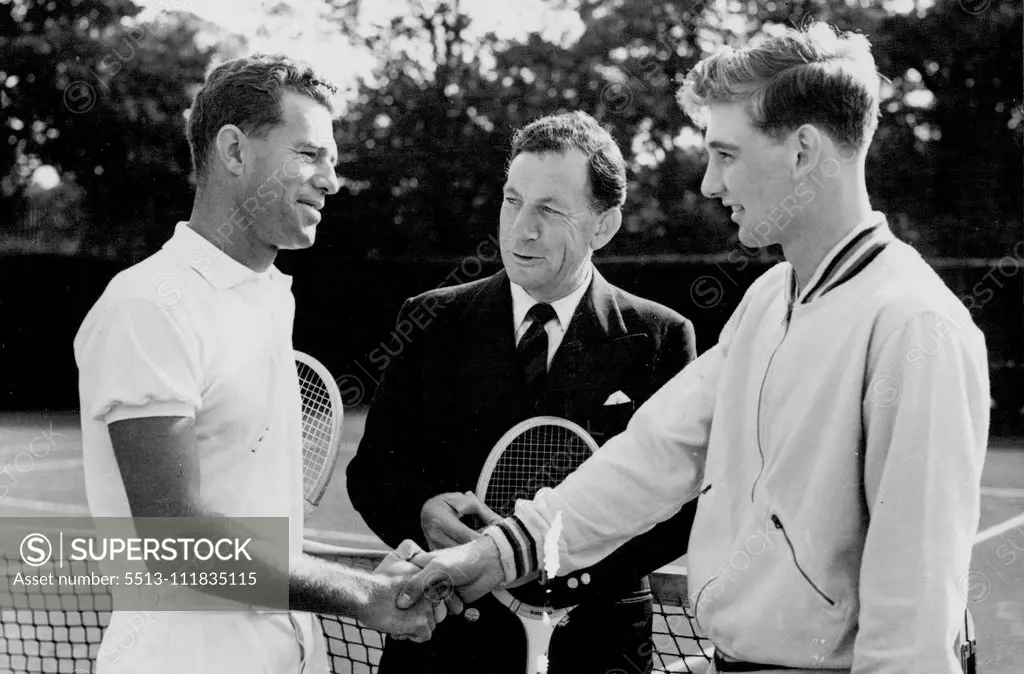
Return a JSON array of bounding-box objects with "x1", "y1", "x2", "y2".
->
[
  {"x1": 294, "y1": 350, "x2": 345, "y2": 515},
  {"x1": 475, "y1": 416, "x2": 599, "y2": 674}
]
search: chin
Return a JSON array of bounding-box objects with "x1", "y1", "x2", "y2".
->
[
  {"x1": 738, "y1": 228, "x2": 767, "y2": 249},
  {"x1": 737, "y1": 219, "x2": 777, "y2": 249},
  {"x1": 293, "y1": 217, "x2": 318, "y2": 246},
  {"x1": 504, "y1": 265, "x2": 529, "y2": 288},
  {"x1": 277, "y1": 230, "x2": 316, "y2": 251}
]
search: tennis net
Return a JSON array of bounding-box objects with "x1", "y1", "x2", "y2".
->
[{"x1": 0, "y1": 542, "x2": 714, "y2": 674}]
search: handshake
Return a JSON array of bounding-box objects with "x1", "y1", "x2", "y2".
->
[{"x1": 355, "y1": 491, "x2": 509, "y2": 642}]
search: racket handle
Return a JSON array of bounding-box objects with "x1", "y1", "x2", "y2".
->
[{"x1": 521, "y1": 618, "x2": 557, "y2": 674}]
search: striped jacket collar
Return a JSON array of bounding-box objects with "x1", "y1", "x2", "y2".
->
[{"x1": 786, "y1": 212, "x2": 894, "y2": 306}]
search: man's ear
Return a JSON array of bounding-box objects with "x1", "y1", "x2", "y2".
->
[
  {"x1": 213, "y1": 124, "x2": 249, "y2": 177},
  {"x1": 790, "y1": 123, "x2": 822, "y2": 183},
  {"x1": 591, "y1": 207, "x2": 622, "y2": 252}
]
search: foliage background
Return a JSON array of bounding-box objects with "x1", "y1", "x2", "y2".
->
[
  {"x1": 2, "y1": 0, "x2": 1021, "y2": 259},
  {"x1": 1, "y1": 0, "x2": 1022, "y2": 430}
]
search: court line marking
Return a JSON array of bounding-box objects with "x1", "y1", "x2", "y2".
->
[
  {"x1": 975, "y1": 511, "x2": 1024, "y2": 544},
  {"x1": 980, "y1": 486, "x2": 1024, "y2": 499},
  {"x1": 0, "y1": 498, "x2": 91, "y2": 515},
  {"x1": 303, "y1": 527, "x2": 386, "y2": 548},
  {"x1": 0, "y1": 458, "x2": 85, "y2": 473},
  {"x1": 3, "y1": 497, "x2": 1021, "y2": 548},
  {"x1": 0, "y1": 500, "x2": 390, "y2": 548}
]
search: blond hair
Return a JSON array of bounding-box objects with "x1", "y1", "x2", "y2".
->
[{"x1": 678, "y1": 22, "x2": 883, "y2": 151}]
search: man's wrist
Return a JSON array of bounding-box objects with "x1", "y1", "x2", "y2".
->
[
  {"x1": 481, "y1": 516, "x2": 538, "y2": 583},
  {"x1": 300, "y1": 561, "x2": 377, "y2": 623},
  {"x1": 481, "y1": 526, "x2": 516, "y2": 583}
]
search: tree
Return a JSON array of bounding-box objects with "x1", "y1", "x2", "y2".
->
[
  {"x1": 872, "y1": 0, "x2": 1023, "y2": 257},
  {"x1": 1, "y1": 0, "x2": 218, "y2": 258},
  {"x1": 329, "y1": 0, "x2": 555, "y2": 258},
  {"x1": 328, "y1": 0, "x2": 1021, "y2": 259}
]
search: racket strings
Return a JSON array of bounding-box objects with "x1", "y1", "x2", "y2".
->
[
  {"x1": 481, "y1": 422, "x2": 594, "y2": 609},
  {"x1": 297, "y1": 362, "x2": 337, "y2": 498},
  {"x1": 484, "y1": 424, "x2": 592, "y2": 518}
]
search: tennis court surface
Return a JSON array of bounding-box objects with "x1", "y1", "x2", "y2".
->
[{"x1": 0, "y1": 410, "x2": 1021, "y2": 673}]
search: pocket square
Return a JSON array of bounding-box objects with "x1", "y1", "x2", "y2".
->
[{"x1": 603, "y1": 390, "x2": 631, "y2": 405}]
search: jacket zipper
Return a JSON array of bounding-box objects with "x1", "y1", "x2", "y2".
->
[
  {"x1": 771, "y1": 514, "x2": 835, "y2": 607},
  {"x1": 750, "y1": 302, "x2": 794, "y2": 502}
]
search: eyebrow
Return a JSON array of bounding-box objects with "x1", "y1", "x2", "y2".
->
[
  {"x1": 299, "y1": 141, "x2": 340, "y2": 167},
  {"x1": 707, "y1": 140, "x2": 741, "y2": 153},
  {"x1": 502, "y1": 186, "x2": 569, "y2": 207}
]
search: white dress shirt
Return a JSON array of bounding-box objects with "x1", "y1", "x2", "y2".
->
[{"x1": 510, "y1": 262, "x2": 594, "y2": 369}]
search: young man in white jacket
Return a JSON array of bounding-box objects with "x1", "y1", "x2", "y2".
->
[{"x1": 399, "y1": 21, "x2": 990, "y2": 674}]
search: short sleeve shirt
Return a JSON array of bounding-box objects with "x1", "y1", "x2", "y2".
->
[{"x1": 73, "y1": 222, "x2": 314, "y2": 673}]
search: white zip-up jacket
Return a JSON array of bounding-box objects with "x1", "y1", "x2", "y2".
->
[{"x1": 488, "y1": 216, "x2": 990, "y2": 673}]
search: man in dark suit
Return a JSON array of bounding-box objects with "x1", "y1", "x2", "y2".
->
[{"x1": 346, "y1": 111, "x2": 698, "y2": 673}]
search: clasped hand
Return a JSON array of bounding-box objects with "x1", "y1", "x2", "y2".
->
[
  {"x1": 358, "y1": 539, "x2": 451, "y2": 643},
  {"x1": 413, "y1": 491, "x2": 507, "y2": 604},
  {"x1": 420, "y1": 491, "x2": 501, "y2": 551},
  {"x1": 397, "y1": 492, "x2": 508, "y2": 612},
  {"x1": 365, "y1": 492, "x2": 511, "y2": 641}
]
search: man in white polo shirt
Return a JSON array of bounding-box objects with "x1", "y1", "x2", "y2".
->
[{"x1": 74, "y1": 54, "x2": 445, "y2": 674}]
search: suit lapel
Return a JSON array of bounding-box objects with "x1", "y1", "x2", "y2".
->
[
  {"x1": 460, "y1": 271, "x2": 528, "y2": 420},
  {"x1": 544, "y1": 269, "x2": 647, "y2": 422}
]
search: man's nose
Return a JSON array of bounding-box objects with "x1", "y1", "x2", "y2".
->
[
  {"x1": 314, "y1": 166, "x2": 340, "y2": 196},
  {"x1": 508, "y1": 209, "x2": 541, "y2": 241},
  {"x1": 701, "y1": 163, "x2": 724, "y2": 200}
]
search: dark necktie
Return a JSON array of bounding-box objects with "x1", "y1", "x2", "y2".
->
[{"x1": 518, "y1": 303, "x2": 557, "y2": 403}]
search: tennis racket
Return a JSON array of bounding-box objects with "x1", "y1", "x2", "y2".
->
[
  {"x1": 295, "y1": 350, "x2": 345, "y2": 515},
  {"x1": 475, "y1": 416, "x2": 599, "y2": 674}
]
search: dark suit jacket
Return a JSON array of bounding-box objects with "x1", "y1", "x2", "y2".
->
[{"x1": 346, "y1": 268, "x2": 698, "y2": 667}]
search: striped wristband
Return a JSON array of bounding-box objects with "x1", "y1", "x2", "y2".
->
[
  {"x1": 481, "y1": 526, "x2": 517, "y2": 584},
  {"x1": 482, "y1": 516, "x2": 538, "y2": 584}
]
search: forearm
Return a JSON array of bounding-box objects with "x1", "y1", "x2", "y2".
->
[
  {"x1": 544, "y1": 499, "x2": 697, "y2": 606},
  {"x1": 485, "y1": 346, "x2": 721, "y2": 582},
  {"x1": 127, "y1": 511, "x2": 380, "y2": 618},
  {"x1": 289, "y1": 553, "x2": 380, "y2": 617},
  {"x1": 594, "y1": 499, "x2": 697, "y2": 582}
]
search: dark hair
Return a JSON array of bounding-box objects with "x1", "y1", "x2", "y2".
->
[
  {"x1": 678, "y1": 22, "x2": 882, "y2": 151},
  {"x1": 186, "y1": 53, "x2": 338, "y2": 180},
  {"x1": 509, "y1": 111, "x2": 627, "y2": 213}
]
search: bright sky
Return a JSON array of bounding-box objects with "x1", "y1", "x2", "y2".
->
[{"x1": 135, "y1": 0, "x2": 584, "y2": 99}]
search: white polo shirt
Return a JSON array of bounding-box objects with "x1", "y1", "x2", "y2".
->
[{"x1": 74, "y1": 222, "x2": 316, "y2": 674}]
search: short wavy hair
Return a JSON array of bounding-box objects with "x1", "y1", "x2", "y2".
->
[
  {"x1": 677, "y1": 22, "x2": 882, "y2": 151},
  {"x1": 509, "y1": 111, "x2": 627, "y2": 214},
  {"x1": 187, "y1": 53, "x2": 338, "y2": 179}
]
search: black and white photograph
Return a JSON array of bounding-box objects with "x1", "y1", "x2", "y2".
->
[{"x1": 0, "y1": 0, "x2": 1021, "y2": 672}]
